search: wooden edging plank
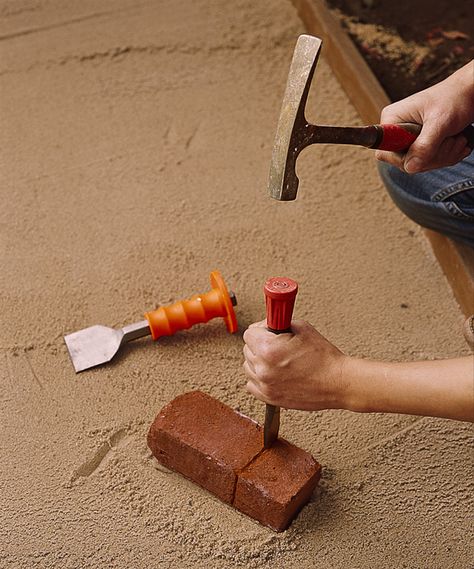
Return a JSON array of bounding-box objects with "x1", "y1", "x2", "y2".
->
[
  {"x1": 425, "y1": 230, "x2": 474, "y2": 313},
  {"x1": 291, "y1": 0, "x2": 474, "y2": 316}
]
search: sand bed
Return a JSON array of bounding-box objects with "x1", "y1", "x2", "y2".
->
[{"x1": 1, "y1": 1, "x2": 472, "y2": 567}]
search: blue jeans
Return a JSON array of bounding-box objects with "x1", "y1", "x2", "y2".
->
[{"x1": 378, "y1": 153, "x2": 474, "y2": 247}]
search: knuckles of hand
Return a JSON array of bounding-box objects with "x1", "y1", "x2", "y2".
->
[
  {"x1": 258, "y1": 342, "x2": 285, "y2": 365},
  {"x1": 254, "y1": 362, "x2": 272, "y2": 383},
  {"x1": 254, "y1": 362, "x2": 283, "y2": 385}
]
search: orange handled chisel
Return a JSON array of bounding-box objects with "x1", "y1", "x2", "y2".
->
[{"x1": 64, "y1": 270, "x2": 237, "y2": 372}]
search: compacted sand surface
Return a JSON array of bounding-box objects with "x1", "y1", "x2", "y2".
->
[{"x1": 1, "y1": 1, "x2": 472, "y2": 567}]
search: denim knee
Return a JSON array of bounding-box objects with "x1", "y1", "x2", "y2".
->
[{"x1": 377, "y1": 160, "x2": 474, "y2": 247}]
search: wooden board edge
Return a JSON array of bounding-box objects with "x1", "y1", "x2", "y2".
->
[
  {"x1": 291, "y1": 0, "x2": 474, "y2": 316},
  {"x1": 425, "y1": 230, "x2": 474, "y2": 315}
]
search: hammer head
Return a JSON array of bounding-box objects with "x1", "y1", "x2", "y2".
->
[{"x1": 269, "y1": 35, "x2": 322, "y2": 201}]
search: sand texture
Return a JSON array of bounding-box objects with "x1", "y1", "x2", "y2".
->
[{"x1": 1, "y1": 1, "x2": 473, "y2": 567}]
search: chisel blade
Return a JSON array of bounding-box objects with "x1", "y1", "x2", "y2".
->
[{"x1": 263, "y1": 404, "x2": 280, "y2": 448}]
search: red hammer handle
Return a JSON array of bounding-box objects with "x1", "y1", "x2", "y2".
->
[
  {"x1": 374, "y1": 122, "x2": 474, "y2": 152},
  {"x1": 374, "y1": 123, "x2": 420, "y2": 152}
]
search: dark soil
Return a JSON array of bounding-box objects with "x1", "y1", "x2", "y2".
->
[{"x1": 326, "y1": 0, "x2": 474, "y2": 101}]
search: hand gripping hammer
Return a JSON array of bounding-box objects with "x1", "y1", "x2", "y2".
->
[{"x1": 269, "y1": 34, "x2": 474, "y2": 201}]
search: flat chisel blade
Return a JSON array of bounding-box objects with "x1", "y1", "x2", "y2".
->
[
  {"x1": 64, "y1": 325, "x2": 124, "y2": 373},
  {"x1": 64, "y1": 320, "x2": 151, "y2": 373}
]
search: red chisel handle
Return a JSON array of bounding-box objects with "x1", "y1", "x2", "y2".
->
[
  {"x1": 264, "y1": 277, "x2": 298, "y2": 334},
  {"x1": 372, "y1": 122, "x2": 474, "y2": 152}
]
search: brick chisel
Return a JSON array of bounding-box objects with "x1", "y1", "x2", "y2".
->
[
  {"x1": 64, "y1": 270, "x2": 237, "y2": 372},
  {"x1": 263, "y1": 276, "x2": 298, "y2": 448}
]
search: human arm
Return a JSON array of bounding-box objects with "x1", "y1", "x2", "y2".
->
[
  {"x1": 243, "y1": 320, "x2": 474, "y2": 422},
  {"x1": 375, "y1": 59, "x2": 474, "y2": 173}
]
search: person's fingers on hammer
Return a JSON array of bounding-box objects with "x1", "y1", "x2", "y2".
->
[
  {"x1": 450, "y1": 134, "x2": 472, "y2": 163},
  {"x1": 375, "y1": 149, "x2": 406, "y2": 170},
  {"x1": 403, "y1": 121, "x2": 444, "y2": 173},
  {"x1": 379, "y1": 100, "x2": 414, "y2": 125},
  {"x1": 424, "y1": 134, "x2": 470, "y2": 170},
  {"x1": 376, "y1": 99, "x2": 422, "y2": 171},
  {"x1": 461, "y1": 146, "x2": 472, "y2": 161},
  {"x1": 434, "y1": 135, "x2": 462, "y2": 168},
  {"x1": 443, "y1": 135, "x2": 472, "y2": 167}
]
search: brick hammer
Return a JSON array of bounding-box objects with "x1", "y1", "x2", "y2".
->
[{"x1": 269, "y1": 34, "x2": 474, "y2": 201}]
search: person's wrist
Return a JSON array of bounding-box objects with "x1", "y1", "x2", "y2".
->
[
  {"x1": 334, "y1": 355, "x2": 362, "y2": 412},
  {"x1": 455, "y1": 60, "x2": 474, "y2": 94},
  {"x1": 339, "y1": 356, "x2": 383, "y2": 413},
  {"x1": 448, "y1": 61, "x2": 474, "y2": 122}
]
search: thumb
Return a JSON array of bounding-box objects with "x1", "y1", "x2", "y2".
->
[{"x1": 403, "y1": 121, "x2": 444, "y2": 173}]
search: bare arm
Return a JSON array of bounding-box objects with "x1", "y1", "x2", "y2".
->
[
  {"x1": 375, "y1": 59, "x2": 474, "y2": 173},
  {"x1": 344, "y1": 356, "x2": 473, "y2": 422},
  {"x1": 243, "y1": 320, "x2": 474, "y2": 422}
]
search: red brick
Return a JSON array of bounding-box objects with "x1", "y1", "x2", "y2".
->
[
  {"x1": 147, "y1": 391, "x2": 321, "y2": 531},
  {"x1": 234, "y1": 439, "x2": 321, "y2": 531},
  {"x1": 147, "y1": 391, "x2": 262, "y2": 503}
]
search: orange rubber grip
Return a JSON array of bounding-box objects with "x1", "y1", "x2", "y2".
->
[{"x1": 144, "y1": 270, "x2": 237, "y2": 340}]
